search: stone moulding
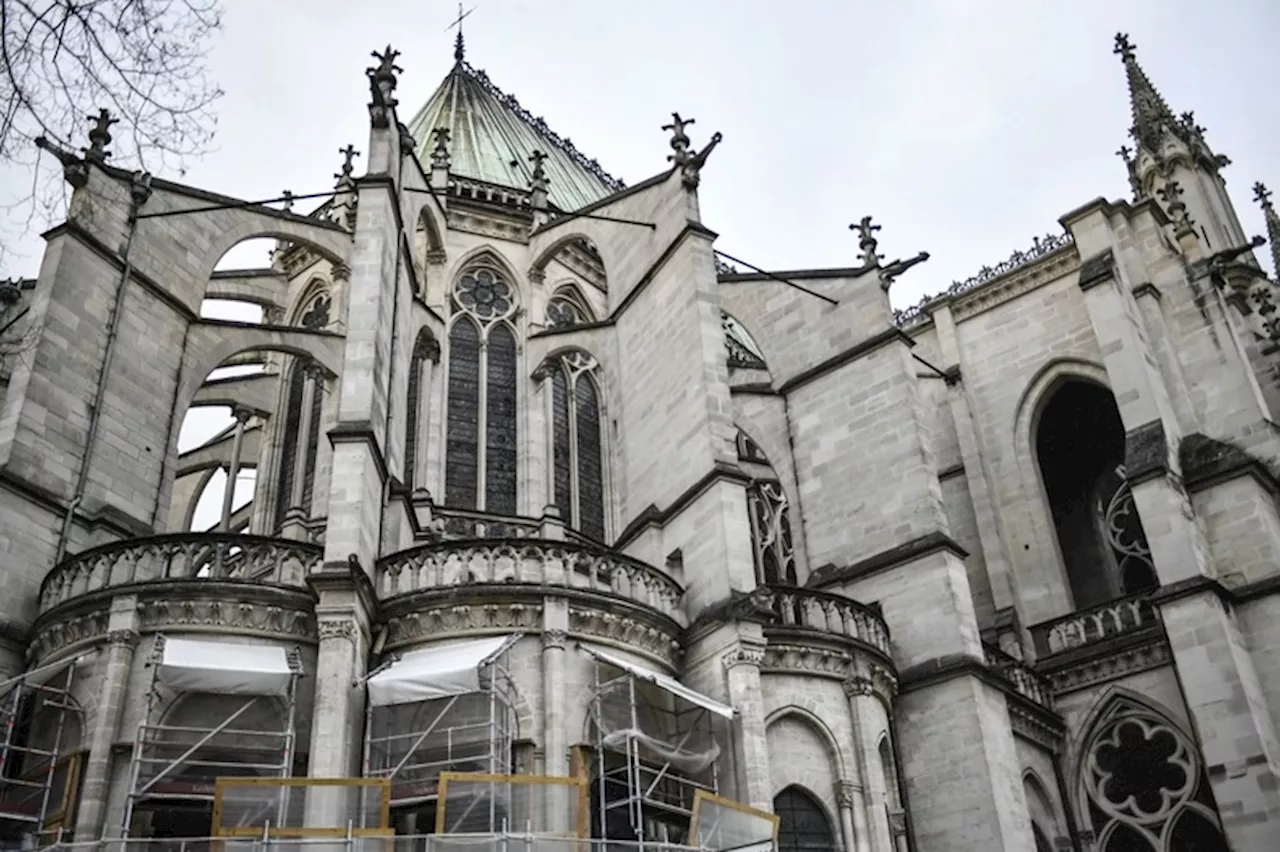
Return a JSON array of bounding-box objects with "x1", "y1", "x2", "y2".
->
[
  {"x1": 28, "y1": 579, "x2": 317, "y2": 664},
  {"x1": 377, "y1": 537, "x2": 686, "y2": 626}
]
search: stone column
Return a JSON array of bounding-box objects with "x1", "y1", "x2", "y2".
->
[
  {"x1": 722, "y1": 642, "x2": 770, "y2": 810},
  {"x1": 842, "y1": 678, "x2": 881, "y2": 852},
  {"x1": 219, "y1": 406, "x2": 252, "y2": 532},
  {"x1": 304, "y1": 567, "x2": 373, "y2": 828},
  {"x1": 411, "y1": 357, "x2": 435, "y2": 493},
  {"x1": 835, "y1": 782, "x2": 861, "y2": 852},
  {"x1": 282, "y1": 365, "x2": 320, "y2": 541},
  {"x1": 542, "y1": 599, "x2": 569, "y2": 835},
  {"x1": 74, "y1": 597, "x2": 140, "y2": 840}
]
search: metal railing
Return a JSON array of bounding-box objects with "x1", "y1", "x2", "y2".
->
[
  {"x1": 39, "y1": 533, "x2": 323, "y2": 613},
  {"x1": 378, "y1": 540, "x2": 686, "y2": 625},
  {"x1": 757, "y1": 585, "x2": 891, "y2": 659},
  {"x1": 1030, "y1": 593, "x2": 1160, "y2": 657}
]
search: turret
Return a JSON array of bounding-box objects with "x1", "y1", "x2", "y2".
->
[{"x1": 1114, "y1": 33, "x2": 1252, "y2": 254}]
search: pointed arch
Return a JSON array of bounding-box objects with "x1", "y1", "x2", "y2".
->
[
  {"x1": 736, "y1": 426, "x2": 797, "y2": 586},
  {"x1": 287, "y1": 277, "x2": 333, "y2": 328},
  {"x1": 773, "y1": 785, "x2": 839, "y2": 852},
  {"x1": 763, "y1": 706, "x2": 848, "y2": 778},
  {"x1": 442, "y1": 254, "x2": 521, "y2": 512},
  {"x1": 445, "y1": 246, "x2": 527, "y2": 312},
  {"x1": 723, "y1": 311, "x2": 769, "y2": 371},
  {"x1": 1023, "y1": 769, "x2": 1062, "y2": 849},
  {"x1": 538, "y1": 348, "x2": 608, "y2": 541},
  {"x1": 405, "y1": 328, "x2": 441, "y2": 490},
  {"x1": 528, "y1": 233, "x2": 609, "y2": 292},
  {"x1": 545, "y1": 282, "x2": 595, "y2": 328},
  {"x1": 1072, "y1": 689, "x2": 1227, "y2": 852}
]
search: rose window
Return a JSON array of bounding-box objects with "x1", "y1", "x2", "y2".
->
[{"x1": 454, "y1": 267, "x2": 513, "y2": 320}]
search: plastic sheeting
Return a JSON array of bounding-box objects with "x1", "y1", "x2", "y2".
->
[
  {"x1": 159, "y1": 638, "x2": 295, "y2": 696},
  {"x1": 587, "y1": 648, "x2": 735, "y2": 719},
  {"x1": 367, "y1": 635, "x2": 517, "y2": 707}
]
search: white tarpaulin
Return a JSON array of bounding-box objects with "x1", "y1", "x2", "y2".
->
[
  {"x1": 159, "y1": 638, "x2": 295, "y2": 696},
  {"x1": 367, "y1": 635, "x2": 519, "y2": 707},
  {"x1": 589, "y1": 648, "x2": 736, "y2": 719}
]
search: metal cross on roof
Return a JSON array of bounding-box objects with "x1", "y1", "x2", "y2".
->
[{"x1": 448, "y1": 2, "x2": 476, "y2": 60}]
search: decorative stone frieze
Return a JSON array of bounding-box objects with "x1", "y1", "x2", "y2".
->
[
  {"x1": 384, "y1": 602, "x2": 544, "y2": 650},
  {"x1": 721, "y1": 642, "x2": 766, "y2": 670},
  {"x1": 567, "y1": 606, "x2": 679, "y2": 667}
]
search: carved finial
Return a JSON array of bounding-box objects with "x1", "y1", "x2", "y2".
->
[
  {"x1": 430, "y1": 127, "x2": 452, "y2": 167},
  {"x1": 1113, "y1": 32, "x2": 1136, "y2": 61},
  {"x1": 336, "y1": 144, "x2": 360, "y2": 182},
  {"x1": 370, "y1": 45, "x2": 402, "y2": 91},
  {"x1": 281, "y1": 190, "x2": 295, "y2": 213},
  {"x1": 84, "y1": 108, "x2": 119, "y2": 163},
  {"x1": 448, "y1": 3, "x2": 475, "y2": 62},
  {"x1": 1255, "y1": 182, "x2": 1274, "y2": 211},
  {"x1": 1156, "y1": 178, "x2": 1196, "y2": 237},
  {"x1": 663, "y1": 112, "x2": 696, "y2": 165},
  {"x1": 851, "y1": 216, "x2": 883, "y2": 268},
  {"x1": 1116, "y1": 145, "x2": 1132, "y2": 163},
  {"x1": 528, "y1": 149, "x2": 549, "y2": 191}
]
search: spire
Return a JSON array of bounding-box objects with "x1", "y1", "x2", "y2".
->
[
  {"x1": 1254, "y1": 183, "x2": 1280, "y2": 276},
  {"x1": 1114, "y1": 33, "x2": 1177, "y2": 151},
  {"x1": 449, "y1": 3, "x2": 474, "y2": 64}
]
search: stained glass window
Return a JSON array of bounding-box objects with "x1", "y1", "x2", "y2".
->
[
  {"x1": 274, "y1": 294, "x2": 330, "y2": 530},
  {"x1": 445, "y1": 319, "x2": 481, "y2": 509},
  {"x1": 774, "y1": 787, "x2": 837, "y2": 852},
  {"x1": 576, "y1": 374, "x2": 605, "y2": 542},
  {"x1": 748, "y1": 480, "x2": 796, "y2": 586},
  {"x1": 484, "y1": 324, "x2": 519, "y2": 515},
  {"x1": 552, "y1": 370, "x2": 572, "y2": 520}
]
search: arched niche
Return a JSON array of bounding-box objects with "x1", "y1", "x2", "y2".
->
[
  {"x1": 544, "y1": 283, "x2": 596, "y2": 329},
  {"x1": 1023, "y1": 770, "x2": 1062, "y2": 851},
  {"x1": 1032, "y1": 379, "x2": 1157, "y2": 609},
  {"x1": 774, "y1": 785, "x2": 839, "y2": 852},
  {"x1": 529, "y1": 234, "x2": 609, "y2": 295}
]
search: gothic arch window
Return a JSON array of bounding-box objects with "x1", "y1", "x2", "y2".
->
[
  {"x1": 444, "y1": 261, "x2": 519, "y2": 513},
  {"x1": 545, "y1": 351, "x2": 606, "y2": 541},
  {"x1": 1081, "y1": 706, "x2": 1228, "y2": 852},
  {"x1": 723, "y1": 312, "x2": 767, "y2": 370},
  {"x1": 774, "y1": 786, "x2": 837, "y2": 852},
  {"x1": 736, "y1": 429, "x2": 797, "y2": 585},
  {"x1": 1034, "y1": 380, "x2": 1157, "y2": 609},
  {"x1": 273, "y1": 295, "x2": 329, "y2": 530},
  {"x1": 545, "y1": 285, "x2": 593, "y2": 329},
  {"x1": 404, "y1": 330, "x2": 440, "y2": 490}
]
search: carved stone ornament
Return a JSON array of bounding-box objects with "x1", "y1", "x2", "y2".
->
[
  {"x1": 842, "y1": 676, "x2": 875, "y2": 698},
  {"x1": 317, "y1": 620, "x2": 358, "y2": 643},
  {"x1": 721, "y1": 643, "x2": 766, "y2": 671},
  {"x1": 569, "y1": 607, "x2": 680, "y2": 666},
  {"x1": 542, "y1": 629, "x2": 568, "y2": 650},
  {"x1": 385, "y1": 602, "x2": 544, "y2": 651},
  {"x1": 29, "y1": 609, "x2": 111, "y2": 661},
  {"x1": 136, "y1": 598, "x2": 313, "y2": 640},
  {"x1": 107, "y1": 629, "x2": 140, "y2": 648}
]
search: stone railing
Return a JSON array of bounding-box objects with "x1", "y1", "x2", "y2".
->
[
  {"x1": 758, "y1": 585, "x2": 892, "y2": 659},
  {"x1": 377, "y1": 539, "x2": 686, "y2": 625},
  {"x1": 39, "y1": 533, "x2": 323, "y2": 614},
  {"x1": 428, "y1": 507, "x2": 542, "y2": 541},
  {"x1": 1031, "y1": 594, "x2": 1160, "y2": 657},
  {"x1": 983, "y1": 642, "x2": 1056, "y2": 711}
]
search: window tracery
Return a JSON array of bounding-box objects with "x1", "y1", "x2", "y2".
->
[
  {"x1": 1095, "y1": 465, "x2": 1158, "y2": 596},
  {"x1": 444, "y1": 262, "x2": 520, "y2": 512},
  {"x1": 1082, "y1": 710, "x2": 1228, "y2": 852},
  {"x1": 546, "y1": 351, "x2": 606, "y2": 541},
  {"x1": 774, "y1": 787, "x2": 837, "y2": 852},
  {"x1": 748, "y1": 479, "x2": 796, "y2": 586},
  {"x1": 546, "y1": 286, "x2": 592, "y2": 329},
  {"x1": 723, "y1": 311, "x2": 767, "y2": 370}
]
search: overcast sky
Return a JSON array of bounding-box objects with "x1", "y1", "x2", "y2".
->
[{"x1": 3, "y1": 0, "x2": 1278, "y2": 528}]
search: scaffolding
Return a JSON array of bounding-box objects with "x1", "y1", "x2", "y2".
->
[
  {"x1": 123, "y1": 636, "x2": 302, "y2": 839},
  {"x1": 587, "y1": 648, "x2": 735, "y2": 849},
  {"x1": 362, "y1": 635, "x2": 520, "y2": 833},
  {"x1": 0, "y1": 657, "x2": 82, "y2": 844}
]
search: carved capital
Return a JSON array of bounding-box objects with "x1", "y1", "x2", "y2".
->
[
  {"x1": 331, "y1": 263, "x2": 352, "y2": 282},
  {"x1": 843, "y1": 676, "x2": 874, "y2": 698},
  {"x1": 317, "y1": 620, "x2": 358, "y2": 644},
  {"x1": 722, "y1": 643, "x2": 766, "y2": 671},
  {"x1": 836, "y1": 781, "x2": 862, "y2": 808},
  {"x1": 107, "y1": 629, "x2": 140, "y2": 648},
  {"x1": 542, "y1": 629, "x2": 567, "y2": 650}
]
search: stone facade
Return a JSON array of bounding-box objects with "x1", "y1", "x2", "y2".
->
[{"x1": 0, "y1": 33, "x2": 1277, "y2": 852}]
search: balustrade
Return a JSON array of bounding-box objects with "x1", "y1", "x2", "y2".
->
[
  {"x1": 757, "y1": 585, "x2": 892, "y2": 659},
  {"x1": 1030, "y1": 594, "x2": 1160, "y2": 657},
  {"x1": 982, "y1": 642, "x2": 1056, "y2": 711},
  {"x1": 39, "y1": 533, "x2": 322, "y2": 613},
  {"x1": 377, "y1": 539, "x2": 686, "y2": 625}
]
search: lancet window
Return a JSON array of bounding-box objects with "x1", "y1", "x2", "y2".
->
[
  {"x1": 1082, "y1": 709, "x2": 1228, "y2": 852},
  {"x1": 544, "y1": 351, "x2": 606, "y2": 541},
  {"x1": 404, "y1": 331, "x2": 440, "y2": 491},
  {"x1": 545, "y1": 285, "x2": 593, "y2": 329},
  {"x1": 273, "y1": 294, "x2": 329, "y2": 530},
  {"x1": 444, "y1": 262, "x2": 519, "y2": 514},
  {"x1": 774, "y1": 787, "x2": 838, "y2": 852},
  {"x1": 737, "y1": 429, "x2": 797, "y2": 585}
]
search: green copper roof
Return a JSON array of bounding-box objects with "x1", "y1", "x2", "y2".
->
[{"x1": 406, "y1": 60, "x2": 626, "y2": 212}]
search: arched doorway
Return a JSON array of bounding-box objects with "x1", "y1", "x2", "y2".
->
[
  {"x1": 1035, "y1": 380, "x2": 1157, "y2": 609},
  {"x1": 774, "y1": 786, "x2": 837, "y2": 852}
]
